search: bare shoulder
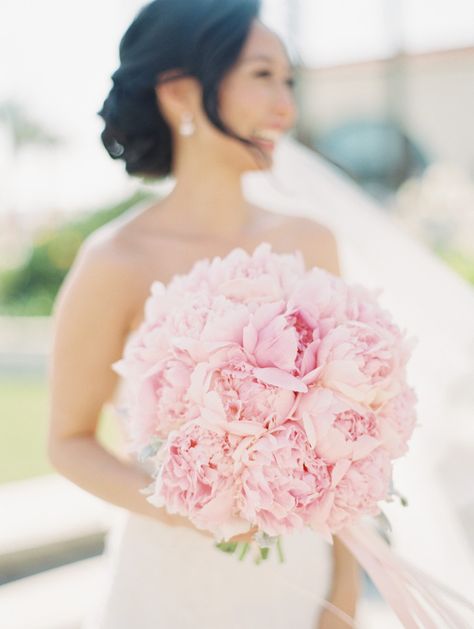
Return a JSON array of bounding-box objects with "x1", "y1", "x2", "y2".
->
[
  {"x1": 76, "y1": 200, "x2": 150, "y2": 259},
  {"x1": 69, "y1": 221, "x2": 138, "y2": 288},
  {"x1": 284, "y1": 215, "x2": 342, "y2": 276},
  {"x1": 52, "y1": 217, "x2": 146, "y2": 334},
  {"x1": 48, "y1": 216, "x2": 154, "y2": 443}
]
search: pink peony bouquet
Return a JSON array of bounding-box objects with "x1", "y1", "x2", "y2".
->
[
  {"x1": 112, "y1": 242, "x2": 417, "y2": 545},
  {"x1": 112, "y1": 242, "x2": 474, "y2": 627}
]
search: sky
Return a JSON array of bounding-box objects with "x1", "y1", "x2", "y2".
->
[
  {"x1": 265, "y1": 0, "x2": 474, "y2": 66},
  {"x1": 0, "y1": 0, "x2": 473, "y2": 216}
]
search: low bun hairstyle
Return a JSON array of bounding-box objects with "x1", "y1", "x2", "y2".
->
[{"x1": 98, "y1": 0, "x2": 263, "y2": 179}]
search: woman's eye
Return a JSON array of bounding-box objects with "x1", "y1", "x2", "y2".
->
[{"x1": 254, "y1": 70, "x2": 296, "y2": 89}]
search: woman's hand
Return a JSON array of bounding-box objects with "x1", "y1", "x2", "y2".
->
[
  {"x1": 148, "y1": 502, "x2": 257, "y2": 544},
  {"x1": 168, "y1": 512, "x2": 216, "y2": 540},
  {"x1": 227, "y1": 525, "x2": 259, "y2": 544},
  {"x1": 145, "y1": 503, "x2": 215, "y2": 540},
  {"x1": 215, "y1": 525, "x2": 260, "y2": 559}
]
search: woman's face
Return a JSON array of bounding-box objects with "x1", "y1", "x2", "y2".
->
[{"x1": 200, "y1": 19, "x2": 298, "y2": 172}]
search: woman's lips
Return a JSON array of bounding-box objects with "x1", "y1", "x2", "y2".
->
[{"x1": 250, "y1": 136, "x2": 276, "y2": 151}]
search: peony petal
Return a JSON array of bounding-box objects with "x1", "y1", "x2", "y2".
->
[
  {"x1": 309, "y1": 491, "x2": 335, "y2": 533},
  {"x1": 193, "y1": 489, "x2": 251, "y2": 541},
  {"x1": 203, "y1": 390, "x2": 226, "y2": 415},
  {"x1": 200, "y1": 406, "x2": 226, "y2": 427},
  {"x1": 225, "y1": 421, "x2": 266, "y2": 436},
  {"x1": 201, "y1": 308, "x2": 249, "y2": 344},
  {"x1": 301, "y1": 365, "x2": 324, "y2": 385},
  {"x1": 302, "y1": 411, "x2": 317, "y2": 448},
  {"x1": 351, "y1": 435, "x2": 381, "y2": 461},
  {"x1": 188, "y1": 363, "x2": 211, "y2": 403},
  {"x1": 331, "y1": 459, "x2": 352, "y2": 487},
  {"x1": 255, "y1": 325, "x2": 298, "y2": 371},
  {"x1": 242, "y1": 323, "x2": 258, "y2": 355},
  {"x1": 252, "y1": 300, "x2": 286, "y2": 329},
  {"x1": 253, "y1": 367, "x2": 308, "y2": 392},
  {"x1": 171, "y1": 338, "x2": 232, "y2": 362},
  {"x1": 300, "y1": 340, "x2": 320, "y2": 376},
  {"x1": 318, "y1": 430, "x2": 352, "y2": 462}
]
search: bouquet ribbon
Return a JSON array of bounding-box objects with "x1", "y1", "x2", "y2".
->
[{"x1": 336, "y1": 520, "x2": 474, "y2": 628}]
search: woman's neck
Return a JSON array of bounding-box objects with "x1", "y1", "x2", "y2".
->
[{"x1": 162, "y1": 149, "x2": 264, "y2": 240}]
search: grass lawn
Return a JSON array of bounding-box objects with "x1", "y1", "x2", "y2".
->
[{"x1": 0, "y1": 375, "x2": 123, "y2": 484}]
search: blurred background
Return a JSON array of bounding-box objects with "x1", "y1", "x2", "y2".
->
[{"x1": 1, "y1": 1, "x2": 473, "y2": 627}]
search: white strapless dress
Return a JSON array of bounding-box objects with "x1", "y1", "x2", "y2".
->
[
  {"x1": 81, "y1": 325, "x2": 334, "y2": 629},
  {"x1": 82, "y1": 497, "x2": 333, "y2": 629}
]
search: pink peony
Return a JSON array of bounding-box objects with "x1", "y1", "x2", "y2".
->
[
  {"x1": 187, "y1": 345, "x2": 297, "y2": 436},
  {"x1": 344, "y1": 284, "x2": 397, "y2": 333},
  {"x1": 125, "y1": 357, "x2": 198, "y2": 449},
  {"x1": 376, "y1": 384, "x2": 419, "y2": 459},
  {"x1": 171, "y1": 294, "x2": 251, "y2": 363},
  {"x1": 166, "y1": 242, "x2": 305, "y2": 304},
  {"x1": 243, "y1": 299, "x2": 299, "y2": 372},
  {"x1": 304, "y1": 320, "x2": 405, "y2": 408},
  {"x1": 236, "y1": 421, "x2": 332, "y2": 536},
  {"x1": 287, "y1": 267, "x2": 349, "y2": 338},
  {"x1": 113, "y1": 323, "x2": 171, "y2": 376},
  {"x1": 296, "y1": 387, "x2": 381, "y2": 463},
  {"x1": 148, "y1": 421, "x2": 249, "y2": 541},
  {"x1": 321, "y1": 446, "x2": 393, "y2": 533},
  {"x1": 141, "y1": 291, "x2": 250, "y2": 363},
  {"x1": 206, "y1": 242, "x2": 305, "y2": 303},
  {"x1": 345, "y1": 283, "x2": 418, "y2": 370}
]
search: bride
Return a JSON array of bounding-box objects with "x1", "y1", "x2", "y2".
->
[{"x1": 47, "y1": 1, "x2": 362, "y2": 627}]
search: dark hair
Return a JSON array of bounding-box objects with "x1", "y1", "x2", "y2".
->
[{"x1": 98, "y1": 0, "x2": 264, "y2": 179}]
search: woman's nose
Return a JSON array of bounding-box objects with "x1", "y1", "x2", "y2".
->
[{"x1": 274, "y1": 85, "x2": 297, "y2": 124}]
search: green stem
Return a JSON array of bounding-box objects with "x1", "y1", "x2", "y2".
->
[
  {"x1": 238, "y1": 542, "x2": 250, "y2": 561},
  {"x1": 216, "y1": 541, "x2": 238, "y2": 554},
  {"x1": 276, "y1": 536, "x2": 285, "y2": 563}
]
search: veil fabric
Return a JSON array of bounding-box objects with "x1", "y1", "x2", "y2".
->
[{"x1": 243, "y1": 135, "x2": 474, "y2": 601}]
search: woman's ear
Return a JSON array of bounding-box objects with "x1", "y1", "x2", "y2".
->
[{"x1": 154, "y1": 71, "x2": 201, "y2": 127}]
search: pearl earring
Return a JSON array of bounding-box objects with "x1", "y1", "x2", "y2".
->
[{"x1": 179, "y1": 112, "x2": 195, "y2": 136}]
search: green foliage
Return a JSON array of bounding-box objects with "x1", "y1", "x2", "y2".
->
[
  {"x1": 0, "y1": 189, "x2": 154, "y2": 316},
  {"x1": 0, "y1": 376, "x2": 53, "y2": 482},
  {"x1": 0, "y1": 100, "x2": 61, "y2": 152},
  {"x1": 435, "y1": 246, "x2": 474, "y2": 285},
  {"x1": 0, "y1": 374, "x2": 123, "y2": 484}
]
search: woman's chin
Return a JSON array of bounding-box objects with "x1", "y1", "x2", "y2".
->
[{"x1": 243, "y1": 150, "x2": 273, "y2": 172}]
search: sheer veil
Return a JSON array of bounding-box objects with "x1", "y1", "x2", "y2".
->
[{"x1": 243, "y1": 135, "x2": 474, "y2": 600}]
